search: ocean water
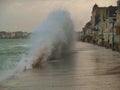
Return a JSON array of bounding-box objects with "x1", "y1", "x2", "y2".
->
[
  {"x1": 0, "y1": 39, "x2": 29, "y2": 81},
  {"x1": 0, "y1": 10, "x2": 75, "y2": 82}
]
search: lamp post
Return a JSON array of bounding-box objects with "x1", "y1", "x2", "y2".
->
[
  {"x1": 112, "y1": 21, "x2": 115, "y2": 50},
  {"x1": 101, "y1": 27, "x2": 104, "y2": 46},
  {"x1": 109, "y1": 19, "x2": 115, "y2": 50}
]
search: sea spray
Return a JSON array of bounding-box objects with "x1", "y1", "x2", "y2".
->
[{"x1": 17, "y1": 10, "x2": 75, "y2": 71}]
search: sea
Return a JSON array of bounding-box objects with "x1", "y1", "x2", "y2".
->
[
  {"x1": 0, "y1": 39, "x2": 29, "y2": 81},
  {"x1": 0, "y1": 10, "x2": 75, "y2": 82}
]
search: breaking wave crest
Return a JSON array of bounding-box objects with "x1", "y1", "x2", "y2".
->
[{"x1": 17, "y1": 10, "x2": 75, "y2": 71}]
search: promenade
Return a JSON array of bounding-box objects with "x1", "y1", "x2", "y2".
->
[{"x1": 1, "y1": 42, "x2": 120, "y2": 90}]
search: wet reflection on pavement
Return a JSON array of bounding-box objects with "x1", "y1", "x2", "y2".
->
[{"x1": 1, "y1": 42, "x2": 120, "y2": 90}]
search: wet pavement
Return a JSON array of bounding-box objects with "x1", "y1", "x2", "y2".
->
[{"x1": 1, "y1": 42, "x2": 120, "y2": 90}]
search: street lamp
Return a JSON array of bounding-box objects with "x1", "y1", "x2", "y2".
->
[
  {"x1": 109, "y1": 19, "x2": 115, "y2": 50},
  {"x1": 112, "y1": 21, "x2": 115, "y2": 50}
]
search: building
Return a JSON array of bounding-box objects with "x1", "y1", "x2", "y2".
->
[
  {"x1": 0, "y1": 31, "x2": 30, "y2": 39},
  {"x1": 0, "y1": 31, "x2": 6, "y2": 39},
  {"x1": 90, "y1": 4, "x2": 107, "y2": 45},
  {"x1": 89, "y1": 3, "x2": 117, "y2": 46},
  {"x1": 115, "y1": 0, "x2": 120, "y2": 51},
  {"x1": 82, "y1": 0, "x2": 120, "y2": 51},
  {"x1": 82, "y1": 21, "x2": 93, "y2": 42}
]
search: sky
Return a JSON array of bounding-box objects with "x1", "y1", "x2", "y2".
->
[{"x1": 0, "y1": 0, "x2": 116, "y2": 32}]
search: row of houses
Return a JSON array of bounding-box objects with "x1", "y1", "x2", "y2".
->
[
  {"x1": 0, "y1": 31, "x2": 31, "y2": 39},
  {"x1": 81, "y1": 0, "x2": 120, "y2": 51}
]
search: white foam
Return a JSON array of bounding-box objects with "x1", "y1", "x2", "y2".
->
[{"x1": 17, "y1": 10, "x2": 75, "y2": 71}]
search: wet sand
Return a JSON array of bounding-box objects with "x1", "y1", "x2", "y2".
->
[{"x1": 1, "y1": 42, "x2": 120, "y2": 90}]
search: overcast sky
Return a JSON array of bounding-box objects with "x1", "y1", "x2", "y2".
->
[{"x1": 0, "y1": 0, "x2": 116, "y2": 32}]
